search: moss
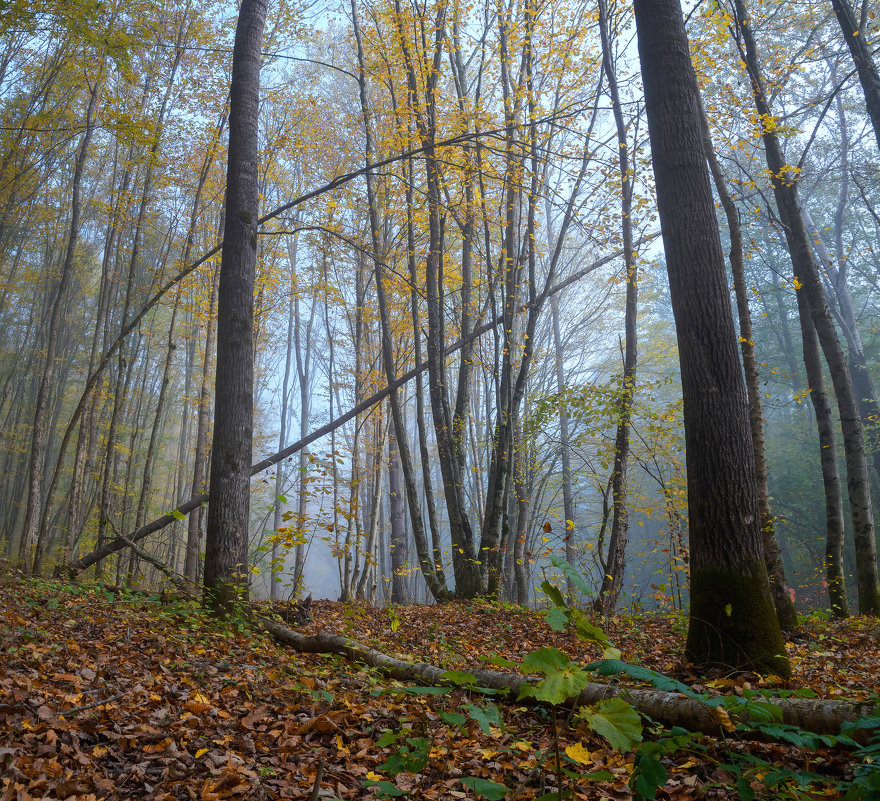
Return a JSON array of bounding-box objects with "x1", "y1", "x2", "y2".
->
[{"x1": 686, "y1": 560, "x2": 791, "y2": 679}]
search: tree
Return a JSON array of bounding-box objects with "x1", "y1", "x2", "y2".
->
[
  {"x1": 732, "y1": 0, "x2": 880, "y2": 616},
  {"x1": 829, "y1": 0, "x2": 880, "y2": 150},
  {"x1": 202, "y1": 0, "x2": 268, "y2": 615},
  {"x1": 633, "y1": 0, "x2": 790, "y2": 676}
]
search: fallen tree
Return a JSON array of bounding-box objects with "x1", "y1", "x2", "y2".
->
[{"x1": 260, "y1": 617, "x2": 876, "y2": 740}]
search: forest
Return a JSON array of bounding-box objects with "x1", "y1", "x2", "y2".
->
[{"x1": 2, "y1": 0, "x2": 880, "y2": 797}]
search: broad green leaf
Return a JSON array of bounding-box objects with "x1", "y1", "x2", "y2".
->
[
  {"x1": 380, "y1": 751, "x2": 406, "y2": 774},
  {"x1": 376, "y1": 729, "x2": 399, "y2": 747},
  {"x1": 540, "y1": 580, "x2": 566, "y2": 609},
  {"x1": 466, "y1": 703, "x2": 503, "y2": 735},
  {"x1": 545, "y1": 606, "x2": 568, "y2": 631},
  {"x1": 550, "y1": 555, "x2": 593, "y2": 597},
  {"x1": 733, "y1": 777, "x2": 754, "y2": 801},
  {"x1": 572, "y1": 613, "x2": 611, "y2": 647},
  {"x1": 523, "y1": 647, "x2": 570, "y2": 674},
  {"x1": 171, "y1": 508, "x2": 186, "y2": 521},
  {"x1": 443, "y1": 670, "x2": 478, "y2": 686},
  {"x1": 460, "y1": 776, "x2": 508, "y2": 800},
  {"x1": 632, "y1": 753, "x2": 666, "y2": 799},
  {"x1": 522, "y1": 666, "x2": 592, "y2": 705},
  {"x1": 439, "y1": 711, "x2": 467, "y2": 727},
  {"x1": 582, "y1": 698, "x2": 643, "y2": 751},
  {"x1": 588, "y1": 659, "x2": 694, "y2": 695}
]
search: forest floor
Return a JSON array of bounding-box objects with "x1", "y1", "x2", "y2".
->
[{"x1": 1, "y1": 573, "x2": 879, "y2": 800}]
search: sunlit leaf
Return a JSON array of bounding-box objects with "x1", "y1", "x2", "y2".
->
[{"x1": 581, "y1": 698, "x2": 643, "y2": 752}]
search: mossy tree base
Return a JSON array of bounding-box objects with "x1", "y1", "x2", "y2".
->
[{"x1": 686, "y1": 561, "x2": 791, "y2": 679}]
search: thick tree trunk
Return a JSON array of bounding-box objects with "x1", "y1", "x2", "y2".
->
[
  {"x1": 734, "y1": 0, "x2": 880, "y2": 616},
  {"x1": 203, "y1": 0, "x2": 267, "y2": 615},
  {"x1": 697, "y1": 99, "x2": 798, "y2": 630},
  {"x1": 634, "y1": 0, "x2": 790, "y2": 676}
]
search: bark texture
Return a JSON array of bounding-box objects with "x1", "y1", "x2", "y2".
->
[
  {"x1": 261, "y1": 618, "x2": 870, "y2": 738},
  {"x1": 202, "y1": 0, "x2": 267, "y2": 615},
  {"x1": 634, "y1": 0, "x2": 789, "y2": 676},
  {"x1": 697, "y1": 99, "x2": 797, "y2": 630}
]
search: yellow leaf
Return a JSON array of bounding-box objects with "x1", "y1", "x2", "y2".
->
[
  {"x1": 565, "y1": 742, "x2": 594, "y2": 765},
  {"x1": 336, "y1": 734, "x2": 350, "y2": 754},
  {"x1": 709, "y1": 705, "x2": 736, "y2": 732},
  {"x1": 195, "y1": 748, "x2": 209, "y2": 758},
  {"x1": 366, "y1": 771, "x2": 383, "y2": 781}
]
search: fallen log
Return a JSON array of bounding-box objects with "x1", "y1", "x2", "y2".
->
[{"x1": 260, "y1": 617, "x2": 875, "y2": 740}]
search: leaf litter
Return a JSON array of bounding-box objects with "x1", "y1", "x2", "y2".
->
[{"x1": 1, "y1": 575, "x2": 878, "y2": 800}]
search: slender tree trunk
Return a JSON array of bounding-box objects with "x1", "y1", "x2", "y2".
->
[
  {"x1": 20, "y1": 80, "x2": 100, "y2": 571},
  {"x1": 355, "y1": 1, "x2": 450, "y2": 600},
  {"x1": 393, "y1": 0, "x2": 480, "y2": 597},
  {"x1": 291, "y1": 266, "x2": 313, "y2": 598},
  {"x1": 803, "y1": 202, "x2": 880, "y2": 478},
  {"x1": 633, "y1": 0, "x2": 790, "y2": 676},
  {"x1": 550, "y1": 297, "x2": 577, "y2": 589},
  {"x1": 829, "y1": 0, "x2": 880, "y2": 150},
  {"x1": 594, "y1": 0, "x2": 637, "y2": 615},
  {"x1": 271, "y1": 235, "x2": 298, "y2": 601},
  {"x1": 388, "y1": 424, "x2": 409, "y2": 603},
  {"x1": 734, "y1": 0, "x2": 880, "y2": 615},
  {"x1": 184, "y1": 266, "x2": 219, "y2": 583},
  {"x1": 203, "y1": 0, "x2": 267, "y2": 615}
]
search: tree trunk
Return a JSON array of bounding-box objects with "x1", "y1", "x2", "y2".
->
[
  {"x1": 350, "y1": 0, "x2": 448, "y2": 601},
  {"x1": 262, "y1": 618, "x2": 872, "y2": 739},
  {"x1": 388, "y1": 425, "x2": 410, "y2": 604},
  {"x1": 203, "y1": 0, "x2": 267, "y2": 615},
  {"x1": 550, "y1": 297, "x2": 577, "y2": 592},
  {"x1": 697, "y1": 97, "x2": 798, "y2": 630},
  {"x1": 20, "y1": 80, "x2": 100, "y2": 571},
  {"x1": 594, "y1": 0, "x2": 637, "y2": 616},
  {"x1": 829, "y1": 0, "x2": 880, "y2": 150},
  {"x1": 734, "y1": 0, "x2": 880, "y2": 616},
  {"x1": 633, "y1": 0, "x2": 790, "y2": 676},
  {"x1": 184, "y1": 265, "x2": 219, "y2": 583}
]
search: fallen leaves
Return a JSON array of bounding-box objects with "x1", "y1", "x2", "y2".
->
[{"x1": 1, "y1": 576, "x2": 878, "y2": 800}]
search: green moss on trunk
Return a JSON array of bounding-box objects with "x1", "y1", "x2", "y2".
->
[{"x1": 686, "y1": 560, "x2": 791, "y2": 678}]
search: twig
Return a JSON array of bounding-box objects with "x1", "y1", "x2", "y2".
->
[
  {"x1": 309, "y1": 759, "x2": 325, "y2": 801},
  {"x1": 60, "y1": 691, "x2": 128, "y2": 717}
]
